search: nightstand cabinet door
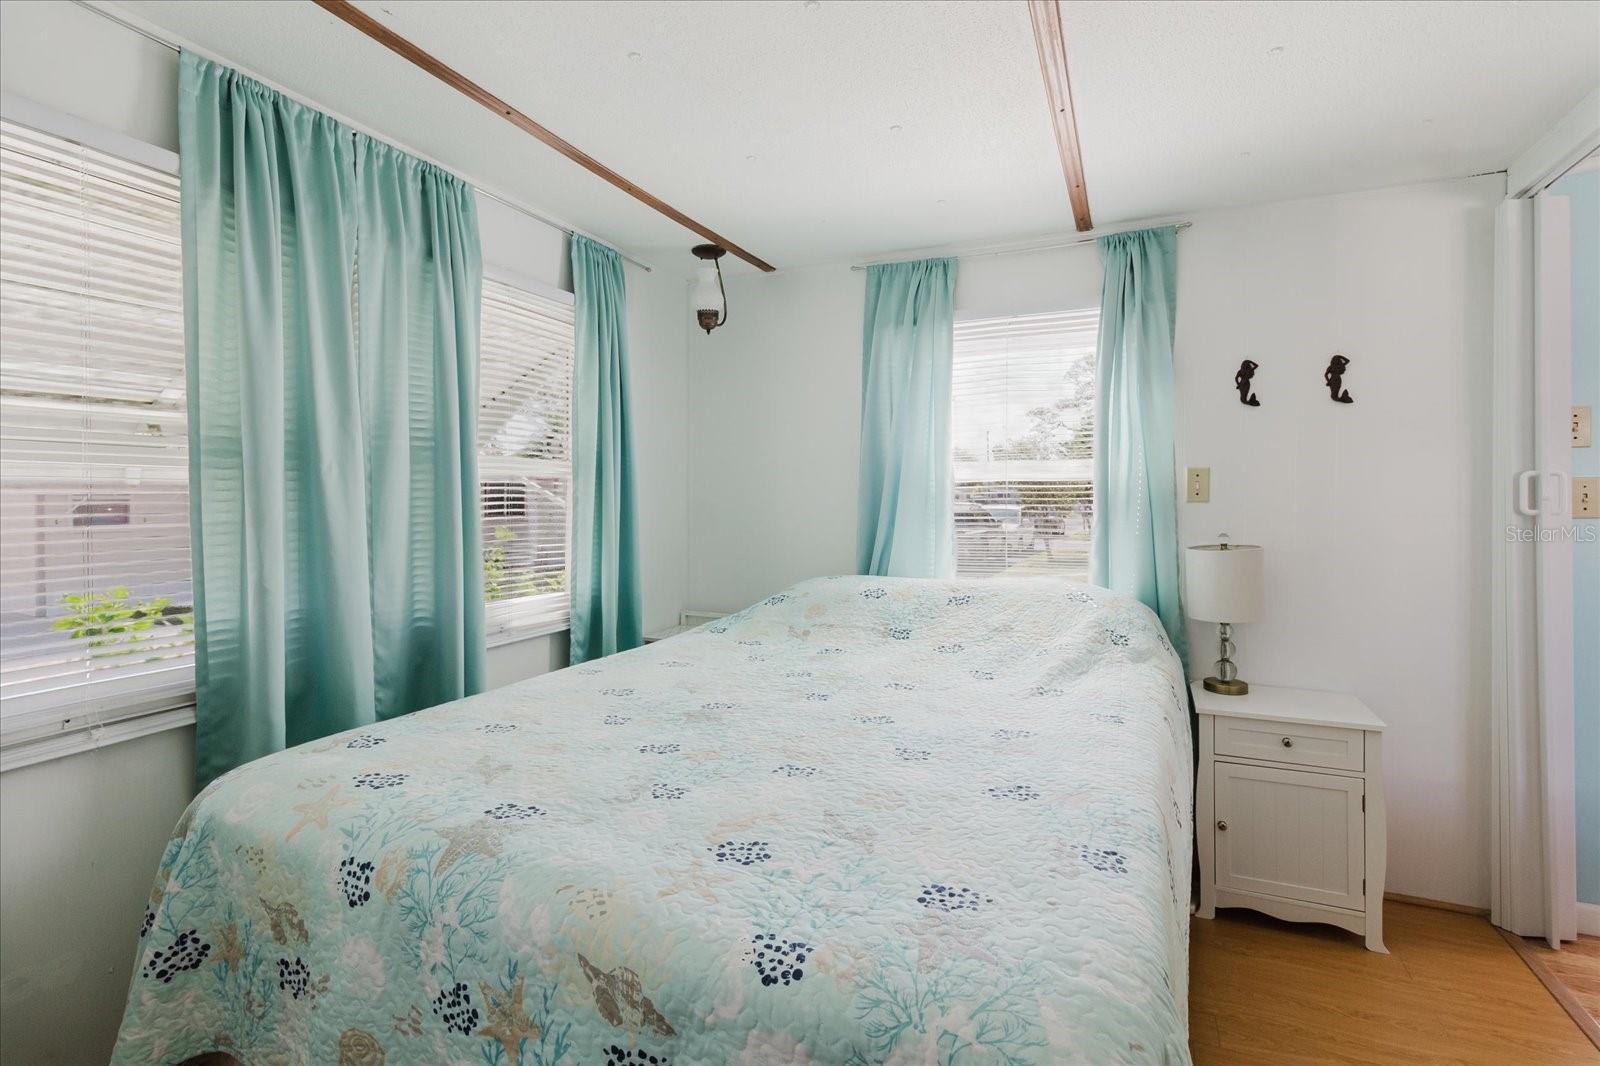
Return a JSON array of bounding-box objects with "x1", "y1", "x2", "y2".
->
[{"x1": 1214, "y1": 762, "x2": 1365, "y2": 911}]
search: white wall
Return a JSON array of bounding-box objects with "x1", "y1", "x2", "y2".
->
[
  {"x1": 1173, "y1": 178, "x2": 1499, "y2": 908},
  {"x1": 687, "y1": 176, "x2": 1501, "y2": 908},
  {"x1": 0, "y1": 4, "x2": 687, "y2": 1061},
  {"x1": 688, "y1": 267, "x2": 864, "y2": 609}
]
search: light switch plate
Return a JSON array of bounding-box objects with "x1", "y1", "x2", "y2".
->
[
  {"x1": 1574, "y1": 406, "x2": 1593, "y2": 448},
  {"x1": 1187, "y1": 467, "x2": 1211, "y2": 503},
  {"x1": 1575, "y1": 477, "x2": 1599, "y2": 519}
]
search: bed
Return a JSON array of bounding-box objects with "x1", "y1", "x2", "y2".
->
[{"x1": 112, "y1": 576, "x2": 1193, "y2": 1065}]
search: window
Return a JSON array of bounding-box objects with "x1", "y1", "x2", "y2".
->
[
  {"x1": 0, "y1": 119, "x2": 193, "y2": 733},
  {"x1": 0, "y1": 114, "x2": 575, "y2": 747},
  {"x1": 477, "y1": 277, "x2": 574, "y2": 637},
  {"x1": 951, "y1": 309, "x2": 1098, "y2": 580}
]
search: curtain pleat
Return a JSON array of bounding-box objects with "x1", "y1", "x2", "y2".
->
[
  {"x1": 568, "y1": 235, "x2": 642, "y2": 663},
  {"x1": 1090, "y1": 226, "x2": 1187, "y2": 661},
  {"x1": 181, "y1": 52, "x2": 483, "y2": 787},
  {"x1": 355, "y1": 137, "x2": 486, "y2": 719},
  {"x1": 856, "y1": 257, "x2": 957, "y2": 577}
]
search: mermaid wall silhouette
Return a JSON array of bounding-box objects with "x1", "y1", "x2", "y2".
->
[
  {"x1": 1235, "y1": 359, "x2": 1261, "y2": 406},
  {"x1": 1325, "y1": 354, "x2": 1354, "y2": 403}
]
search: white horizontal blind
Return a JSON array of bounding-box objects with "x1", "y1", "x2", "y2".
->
[
  {"x1": 0, "y1": 120, "x2": 193, "y2": 732},
  {"x1": 478, "y1": 277, "x2": 573, "y2": 635},
  {"x1": 951, "y1": 309, "x2": 1099, "y2": 581}
]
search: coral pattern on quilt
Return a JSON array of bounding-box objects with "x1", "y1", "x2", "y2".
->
[{"x1": 111, "y1": 577, "x2": 1193, "y2": 1065}]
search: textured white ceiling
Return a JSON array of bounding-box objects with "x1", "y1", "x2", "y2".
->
[
  {"x1": 109, "y1": 0, "x2": 1599, "y2": 273},
  {"x1": 1064, "y1": 0, "x2": 1600, "y2": 224}
]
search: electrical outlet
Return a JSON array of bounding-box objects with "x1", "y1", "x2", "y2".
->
[
  {"x1": 1575, "y1": 477, "x2": 1599, "y2": 519},
  {"x1": 1574, "y1": 406, "x2": 1593, "y2": 448},
  {"x1": 1187, "y1": 467, "x2": 1211, "y2": 503}
]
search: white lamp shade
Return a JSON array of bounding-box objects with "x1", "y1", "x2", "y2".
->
[
  {"x1": 1185, "y1": 543, "x2": 1264, "y2": 623},
  {"x1": 691, "y1": 263, "x2": 723, "y2": 313}
]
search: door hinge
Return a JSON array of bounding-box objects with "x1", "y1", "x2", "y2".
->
[
  {"x1": 1363, "y1": 877, "x2": 1367, "y2": 895},
  {"x1": 1361, "y1": 795, "x2": 1366, "y2": 813}
]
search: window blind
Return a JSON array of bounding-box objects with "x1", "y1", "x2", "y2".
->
[
  {"x1": 478, "y1": 277, "x2": 574, "y2": 636},
  {"x1": 0, "y1": 119, "x2": 193, "y2": 734},
  {"x1": 951, "y1": 309, "x2": 1099, "y2": 581}
]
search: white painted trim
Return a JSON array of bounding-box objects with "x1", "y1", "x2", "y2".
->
[
  {"x1": 481, "y1": 259, "x2": 575, "y2": 305},
  {"x1": 1508, "y1": 88, "x2": 1600, "y2": 198},
  {"x1": 0, "y1": 91, "x2": 178, "y2": 175},
  {"x1": 1578, "y1": 902, "x2": 1600, "y2": 937},
  {"x1": 0, "y1": 705, "x2": 193, "y2": 774}
]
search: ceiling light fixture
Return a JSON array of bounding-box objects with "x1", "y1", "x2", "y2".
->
[{"x1": 691, "y1": 244, "x2": 729, "y2": 334}]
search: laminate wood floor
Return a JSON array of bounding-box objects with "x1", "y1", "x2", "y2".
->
[
  {"x1": 1190, "y1": 901, "x2": 1600, "y2": 1064},
  {"x1": 1513, "y1": 932, "x2": 1600, "y2": 1045}
]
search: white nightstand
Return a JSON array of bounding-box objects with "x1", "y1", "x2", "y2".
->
[
  {"x1": 643, "y1": 610, "x2": 726, "y2": 645},
  {"x1": 1194, "y1": 682, "x2": 1388, "y2": 953}
]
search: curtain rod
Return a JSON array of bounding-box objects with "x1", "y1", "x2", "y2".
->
[
  {"x1": 849, "y1": 221, "x2": 1193, "y2": 271},
  {"x1": 69, "y1": 0, "x2": 654, "y2": 273}
]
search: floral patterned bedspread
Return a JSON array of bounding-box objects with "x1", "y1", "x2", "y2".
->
[{"x1": 113, "y1": 577, "x2": 1192, "y2": 1066}]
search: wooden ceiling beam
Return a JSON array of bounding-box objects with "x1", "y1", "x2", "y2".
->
[
  {"x1": 310, "y1": 0, "x2": 777, "y2": 272},
  {"x1": 1027, "y1": 0, "x2": 1093, "y2": 232}
]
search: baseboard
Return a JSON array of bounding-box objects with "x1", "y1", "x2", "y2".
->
[
  {"x1": 1579, "y1": 902, "x2": 1600, "y2": 937},
  {"x1": 1383, "y1": 891, "x2": 1490, "y2": 918}
]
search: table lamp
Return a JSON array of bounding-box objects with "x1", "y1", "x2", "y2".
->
[{"x1": 1185, "y1": 538, "x2": 1264, "y2": 695}]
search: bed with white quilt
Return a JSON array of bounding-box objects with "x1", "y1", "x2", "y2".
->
[{"x1": 113, "y1": 576, "x2": 1193, "y2": 1065}]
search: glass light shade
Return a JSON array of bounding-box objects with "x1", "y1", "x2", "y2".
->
[
  {"x1": 691, "y1": 263, "x2": 723, "y2": 314},
  {"x1": 1184, "y1": 543, "x2": 1264, "y2": 623}
]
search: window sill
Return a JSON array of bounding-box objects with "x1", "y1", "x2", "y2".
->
[
  {"x1": 486, "y1": 618, "x2": 570, "y2": 649},
  {"x1": 0, "y1": 702, "x2": 195, "y2": 774},
  {"x1": 0, "y1": 623, "x2": 568, "y2": 774}
]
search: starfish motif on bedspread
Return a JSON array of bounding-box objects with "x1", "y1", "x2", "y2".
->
[
  {"x1": 285, "y1": 785, "x2": 355, "y2": 841},
  {"x1": 476, "y1": 976, "x2": 540, "y2": 1059},
  {"x1": 653, "y1": 854, "x2": 733, "y2": 905},
  {"x1": 433, "y1": 822, "x2": 517, "y2": 874},
  {"x1": 468, "y1": 754, "x2": 513, "y2": 784}
]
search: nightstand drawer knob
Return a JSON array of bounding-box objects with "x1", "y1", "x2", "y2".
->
[
  {"x1": 1281, "y1": 736, "x2": 1294, "y2": 748},
  {"x1": 1217, "y1": 820, "x2": 1228, "y2": 831}
]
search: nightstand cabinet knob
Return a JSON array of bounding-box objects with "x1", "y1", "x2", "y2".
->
[
  {"x1": 1281, "y1": 736, "x2": 1294, "y2": 748},
  {"x1": 1217, "y1": 820, "x2": 1228, "y2": 831}
]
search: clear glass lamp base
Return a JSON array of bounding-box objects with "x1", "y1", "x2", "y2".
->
[{"x1": 1202, "y1": 622, "x2": 1248, "y2": 695}]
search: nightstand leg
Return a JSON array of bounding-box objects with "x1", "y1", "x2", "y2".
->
[
  {"x1": 1196, "y1": 715, "x2": 1217, "y2": 920},
  {"x1": 1363, "y1": 732, "x2": 1388, "y2": 953}
]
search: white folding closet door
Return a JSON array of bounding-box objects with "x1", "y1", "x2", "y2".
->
[{"x1": 1531, "y1": 180, "x2": 1582, "y2": 946}]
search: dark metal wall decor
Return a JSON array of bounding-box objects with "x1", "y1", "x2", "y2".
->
[
  {"x1": 1324, "y1": 354, "x2": 1354, "y2": 404},
  {"x1": 1234, "y1": 360, "x2": 1261, "y2": 406}
]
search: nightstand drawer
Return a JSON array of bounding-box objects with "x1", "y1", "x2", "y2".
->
[{"x1": 1214, "y1": 717, "x2": 1364, "y2": 771}]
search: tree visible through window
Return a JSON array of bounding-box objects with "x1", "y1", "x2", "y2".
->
[
  {"x1": 477, "y1": 279, "x2": 574, "y2": 633},
  {"x1": 951, "y1": 310, "x2": 1098, "y2": 580},
  {"x1": 0, "y1": 119, "x2": 194, "y2": 724}
]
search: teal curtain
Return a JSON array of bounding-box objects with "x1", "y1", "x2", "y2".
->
[
  {"x1": 181, "y1": 53, "x2": 484, "y2": 787},
  {"x1": 568, "y1": 235, "x2": 642, "y2": 663},
  {"x1": 354, "y1": 138, "x2": 486, "y2": 716},
  {"x1": 1091, "y1": 226, "x2": 1186, "y2": 661},
  {"x1": 857, "y1": 257, "x2": 958, "y2": 577}
]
